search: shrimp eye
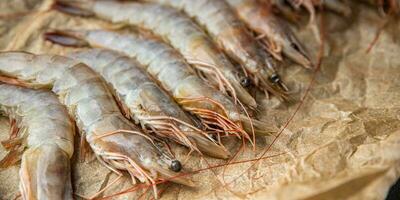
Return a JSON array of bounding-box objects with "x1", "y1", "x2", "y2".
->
[
  {"x1": 170, "y1": 160, "x2": 182, "y2": 172},
  {"x1": 240, "y1": 77, "x2": 251, "y2": 87},
  {"x1": 270, "y1": 74, "x2": 280, "y2": 83}
]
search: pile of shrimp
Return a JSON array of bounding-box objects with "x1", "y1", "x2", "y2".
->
[{"x1": 0, "y1": 0, "x2": 397, "y2": 199}]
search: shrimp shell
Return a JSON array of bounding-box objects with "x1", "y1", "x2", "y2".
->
[
  {"x1": 0, "y1": 52, "x2": 193, "y2": 199},
  {"x1": 54, "y1": 0, "x2": 257, "y2": 108},
  {"x1": 0, "y1": 84, "x2": 74, "y2": 200},
  {"x1": 67, "y1": 48, "x2": 230, "y2": 159}
]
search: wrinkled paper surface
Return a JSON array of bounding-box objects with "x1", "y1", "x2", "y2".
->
[{"x1": 0, "y1": 0, "x2": 399, "y2": 199}]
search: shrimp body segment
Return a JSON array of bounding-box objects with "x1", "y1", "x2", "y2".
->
[
  {"x1": 45, "y1": 29, "x2": 254, "y2": 141},
  {"x1": 55, "y1": 0, "x2": 256, "y2": 108},
  {"x1": 227, "y1": 0, "x2": 313, "y2": 69},
  {"x1": 67, "y1": 49, "x2": 230, "y2": 159},
  {"x1": 0, "y1": 84, "x2": 74, "y2": 200},
  {"x1": 143, "y1": 0, "x2": 289, "y2": 99},
  {"x1": 0, "y1": 52, "x2": 193, "y2": 198}
]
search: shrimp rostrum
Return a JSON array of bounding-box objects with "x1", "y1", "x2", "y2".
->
[
  {"x1": 46, "y1": 28, "x2": 278, "y2": 142},
  {"x1": 0, "y1": 84, "x2": 74, "y2": 200},
  {"x1": 67, "y1": 48, "x2": 230, "y2": 159},
  {"x1": 0, "y1": 52, "x2": 193, "y2": 199}
]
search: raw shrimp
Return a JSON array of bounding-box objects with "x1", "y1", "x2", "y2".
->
[
  {"x1": 0, "y1": 84, "x2": 74, "y2": 200},
  {"x1": 67, "y1": 48, "x2": 230, "y2": 159},
  {"x1": 227, "y1": 0, "x2": 313, "y2": 69},
  {"x1": 139, "y1": 0, "x2": 290, "y2": 99},
  {"x1": 0, "y1": 52, "x2": 193, "y2": 199},
  {"x1": 45, "y1": 29, "x2": 275, "y2": 140},
  {"x1": 54, "y1": 0, "x2": 257, "y2": 108}
]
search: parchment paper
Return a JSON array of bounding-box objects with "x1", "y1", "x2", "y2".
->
[{"x1": 0, "y1": 0, "x2": 399, "y2": 199}]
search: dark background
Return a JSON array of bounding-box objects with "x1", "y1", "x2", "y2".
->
[{"x1": 386, "y1": 178, "x2": 400, "y2": 200}]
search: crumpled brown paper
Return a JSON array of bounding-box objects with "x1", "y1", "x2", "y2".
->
[{"x1": 0, "y1": 0, "x2": 399, "y2": 199}]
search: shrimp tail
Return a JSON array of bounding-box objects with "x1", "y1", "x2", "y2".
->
[
  {"x1": 52, "y1": 0, "x2": 94, "y2": 17},
  {"x1": 44, "y1": 30, "x2": 89, "y2": 47}
]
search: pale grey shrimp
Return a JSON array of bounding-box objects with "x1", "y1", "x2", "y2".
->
[
  {"x1": 0, "y1": 84, "x2": 74, "y2": 200},
  {"x1": 0, "y1": 52, "x2": 193, "y2": 199},
  {"x1": 227, "y1": 0, "x2": 313, "y2": 69},
  {"x1": 139, "y1": 0, "x2": 290, "y2": 100},
  {"x1": 67, "y1": 48, "x2": 230, "y2": 159},
  {"x1": 44, "y1": 29, "x2": 276, "y2": 141},
  {"x1": 54, "y1": 0, "x2": 257, "y2": 108}
]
